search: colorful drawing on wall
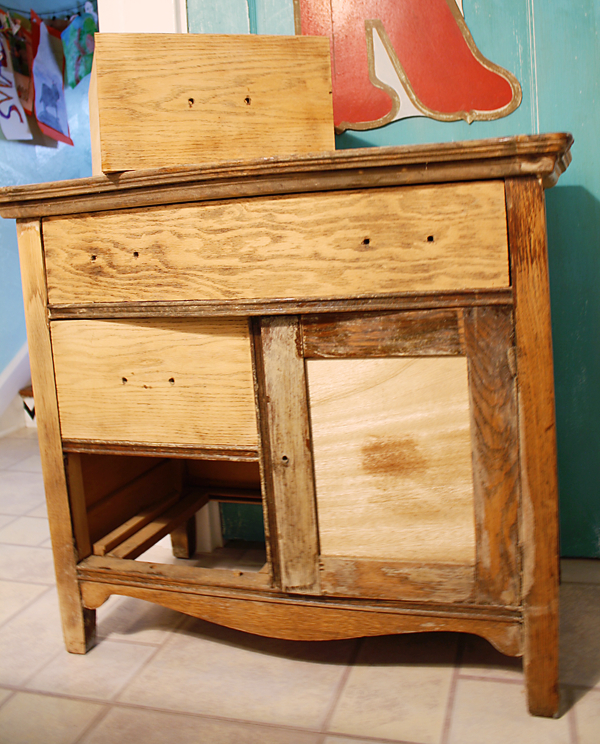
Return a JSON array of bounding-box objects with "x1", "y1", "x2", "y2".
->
[
  {"x1": 31, "y1": 11, "x2": 73, "y2": 145},
  {"x1": 0, "y1": 33, "x2": 32, "y2": 140},
  {"x1": 295, "y1": 0, "x2": 522, "y2": 132}
]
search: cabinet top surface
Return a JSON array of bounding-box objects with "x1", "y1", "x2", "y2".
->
[{"x1": 0, "y1": 133, "x2": 572, "y2": 220}]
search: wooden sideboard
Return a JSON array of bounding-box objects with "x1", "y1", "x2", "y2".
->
[{"x1": 0, "y1": 133, "x2": 572, "y2": 717}]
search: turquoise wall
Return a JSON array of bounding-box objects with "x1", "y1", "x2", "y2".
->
[{"x1": 188, "y1": 0, "x2": 600, "y2": 557}]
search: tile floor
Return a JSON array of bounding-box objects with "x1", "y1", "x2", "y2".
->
[{"x1": 0, "y1": 426, "x2": 598, "y2": 743}]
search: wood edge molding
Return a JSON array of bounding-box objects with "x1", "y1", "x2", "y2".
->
[
  {"x1": 78, "y1": 579, "x2": 522, "y2": 654},
  {"x1": 48, "y1": 290, "x2": 514, "y2": 321},
  {"x1": 61, "y1": 440, "x2": 259, "y2": 462},
  {"x1": 0, "y1": 134, "x2": 572, "y2": 218}
]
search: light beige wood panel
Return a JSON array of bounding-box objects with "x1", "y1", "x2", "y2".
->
[
  {"x1": 90, "y1": 33, "x2": 334, "y2": 173},
  {"x1": 43, "y1": 181, "x2": 509, "y2": 306},
  {"x1": 307, "y1": 357, "x2": 476, "y2": 565},
  {"x1": 51, "y1": 318, "x2": 258, "y2": 448}
]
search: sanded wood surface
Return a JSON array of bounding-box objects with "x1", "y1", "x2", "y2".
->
[
  {"x1": 507, "y1": 177, "x2": 560, "y2": 717},
  {"x1": 78, "y1": 579, "x2": 521, "y2": 655},
  {"x1": 302, "y1": 308, "x2": 463, "y2": 357},
  {"x1": 463, "y1": 306, "x2": 520, "y2": 607},
  {"x1": 0, "y1": 133, "x2": 572, "y2": 220},
  {"x1": 90, "y1": 33, "x2": 334, "y2": 173},
  {"x1": 17, "y1": 220, "x2": 95, "y2": 653},
  {"x1": 320, "y1": 558, "x2": 474, "y2": 603},
  {"x1": 257, "y1": 317, "x2": 319, "y2": 592},
  {"x1": 50, "y1": 318, "x2": 258, "y2": 448},
  {"x1": 307, "y1": 356, "x2": 476, "y2": 565},
  {"x1": 43, "y1": 182, "x2": 509, "y2": 306}
]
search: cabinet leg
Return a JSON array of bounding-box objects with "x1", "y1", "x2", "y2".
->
[
  {"x1": 60, "y1": 596, "x2": 97, "y2": 655},
  {"x1": 523, "y1": 607, "x2": 560, "y2": 717},
  {"x1": 171, "y1": 517, "x2": 197, "y2": 559}
]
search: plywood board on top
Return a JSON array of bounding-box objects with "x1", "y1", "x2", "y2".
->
[
  {"x1": 43, "y1": 181, "x2": 509, "y2": 306},
  {"x1": 51, "y1": 318, "x2": 258, "y2": 448},
  {"x1": 307, "y1": 357, "x2": 476, "y2": 565},
  {"x1": 90, "y1": 33, "x2": 334, "y2": 173}
]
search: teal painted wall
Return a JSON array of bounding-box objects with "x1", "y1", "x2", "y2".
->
[{"x1": 187, "y1": 0, "x2": 600, "y2": 557}]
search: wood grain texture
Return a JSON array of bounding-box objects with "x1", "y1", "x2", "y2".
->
[
  {"x1": 506, "y1": 177, "x2": 560, "y2": 717},
  {"x1": 302, "y1": 308, "x2": 463, "y2": 357},
  {"x1": 307, "y1": 356, "x2": 476, "y2": 565},
  {"x1": 42, "y1": 182, "x2": 509, "y2": 305},
  {"x1": 78, "y1": 579, "x2": 521, "y2": 655},
  {"x1": 320, "y1": 558, "x2": 474, "y2": 603},
  {"x1": 257, "y1": 317, "x2": 319, "y2": 592},
  {"x1": 0, "y1": 133, "x2": 572, "y2": 220},
  {"x1": 463, "y1": 306, "x2": 520, "y2": 607},
  {"x1": 91, "y1": 33, "x2": 334, "y2": 172},
  {"x1": 170, "y1": 517, "x2": 197, "y2": 559},
  {"x1": 16, "y1": 220, "x2": 95, "y2": 654},
  {"x1": 50, "y1": 318, "x2": 258, "y2": 448},
  {"x1": 86, "y1": 460, "x2": 179, "y2": 545}
]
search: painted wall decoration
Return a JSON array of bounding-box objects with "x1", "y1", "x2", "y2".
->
[{"x1": 295, "y1": 0, "x2": 522, "y2": 132}]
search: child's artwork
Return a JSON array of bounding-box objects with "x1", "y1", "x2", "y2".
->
[
  {"x1": 61, "y1": 11, "x2": 97, "y2": 89},
  {"x1": 0, "y1": 32, "x2": 32, "y2": 140},
  {"x1": 295, "y1": 0, "x2": 522, "y2": 132},
  {"x1": 31, "y1": 12, "x2": 73, "y2": 145}
]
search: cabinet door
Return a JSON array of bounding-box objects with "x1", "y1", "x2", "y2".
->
[{"x1": 256, "y1": 308, "x2": 520, "y2": 606}]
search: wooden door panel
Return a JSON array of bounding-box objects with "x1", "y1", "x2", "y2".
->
[{"x1": 306, "y1": 356, "x2": 476, "y2": 566}]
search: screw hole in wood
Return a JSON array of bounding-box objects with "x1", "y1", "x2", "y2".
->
[
  {"x1": 169, "y1": 378, "x2": 175, "y2": 385},
  {"x1": 427, "y1": 235, "x2": 434, "y2": 242},
  {"x1": 188, "y1": 98, "x2": 194, "y2": 107},
  {"x1": 133, "y1": 251, "x2": 139, "y2": 258},
  {"x1": 244, "y1": 96, "x2": 251, "y2": 105},
  {"x1": 122, "y1": 377, "x2": 127, "y2": 384},
  {"x1": 91, "y1": 255, "x2": 96, "y2": 262},
  {"x1": 281, "y1": 455, "x2": 289, "y2": 464}
]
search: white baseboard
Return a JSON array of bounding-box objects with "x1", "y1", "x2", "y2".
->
[{"x1": 0, "y1": 343, "x2": 30, "y2": 420}]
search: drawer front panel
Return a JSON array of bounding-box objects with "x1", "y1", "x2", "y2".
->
[
  {"x1": 51, "y1": 318, "x2": 258, "y2": 448},
  {"x1": 44, "y1": 181, "x2": 509, "y2": 306}
]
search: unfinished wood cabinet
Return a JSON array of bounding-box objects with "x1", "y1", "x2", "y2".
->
[{"x1": 0, "y1": 134, "x2": 572, "y2": 718}]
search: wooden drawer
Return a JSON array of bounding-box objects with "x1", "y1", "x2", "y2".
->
[
  {"x1": 51, "y1": 318, "x2": 258, "y2": 449},
  {"x1": 43, "y1": 181, "x2": 510, "y2": 306}
]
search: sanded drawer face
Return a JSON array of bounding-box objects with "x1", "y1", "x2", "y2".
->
[
  {"x1": 51, "y1": 318, "x2": 258, "y2": 448},
  {"x1": 43, "y1": 181, "x2": 509, "y2": 306}
]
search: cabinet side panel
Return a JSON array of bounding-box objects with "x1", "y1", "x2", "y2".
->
[
  {"x1": 16, "y1": 219, "x2": 95, "y2": 653},
  {"x1": 506, "y1": 177, "x2": 559, "y2": 717}
]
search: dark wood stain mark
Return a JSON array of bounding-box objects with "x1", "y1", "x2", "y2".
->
[{"x1": 362, "y1": 436, "x2": 428, "y2": 478}]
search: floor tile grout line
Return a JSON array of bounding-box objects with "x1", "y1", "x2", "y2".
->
[
  {"x1": 0, "y1": 689, "x2": 16, "y2": 713},
  {"x1": 71, "y1": 703, "x2": 112, "y2": 744},
  {"x1": 0, "y1": 583, "x2": 56, "y2": 630},
  {"x1": 440, "y1": 634, "x2": 464, "y2": 744},
  {"x1": 567, "y1": 697, "x2": 579, "y2": 744},
  {"x1": 319, "y1": 636, "x2": 363, "y2": 734},
  {"x1": 0, "y1": 576, "x2": 55, "y2": 587},
  {"x1": 457, "y1": 673, "x2": 524, "y2": 685}
]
